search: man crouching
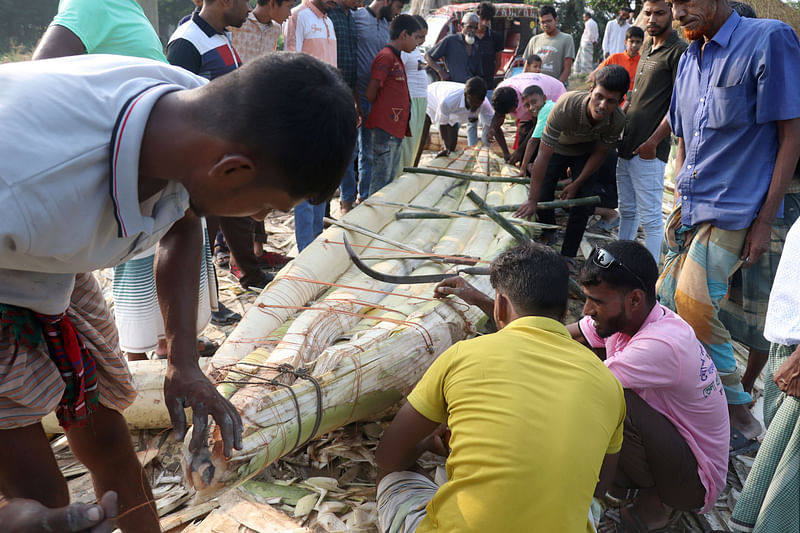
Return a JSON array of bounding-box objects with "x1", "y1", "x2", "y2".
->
[{"x1": 375, "y1": 243, "x2": 626, "y2": 533}]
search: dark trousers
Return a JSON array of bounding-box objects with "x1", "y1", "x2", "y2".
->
[
  {"x1": 616, "y1": 390, "x2": 706, "y2": 511},
  {"x1": 596, "y1": 149, "x2": 619, "y2": 209},
  {"x1": 206, "y1": 216, "x2": 267, "y2": 288},
  {"x1": 538, "y1": 152, "x2": 599, "y2": 257}
]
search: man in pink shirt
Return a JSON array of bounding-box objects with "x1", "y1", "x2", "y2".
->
[
  {"x1": 488, "y1": 71, "x2": 565, "y2": 162},
  {"x1": 567, "y1": 241, "x2": 729, "y2": 532}
]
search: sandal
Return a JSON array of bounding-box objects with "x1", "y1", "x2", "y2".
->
[
  {"x1": 213, "y1": 244, "x2": 230, "y2": 268},
  {"x1": 730, "y1": 427, "x2": 760, "y2": 456},
  {"x1": 210, "y1": 302, "x2": 241, "y2": 326},
  {"x1": 197, "y1": 337, "x2": 219, "y2": 357},
  {"x1": 598, "y1": 503, "x2": 679, "y2": 533}
]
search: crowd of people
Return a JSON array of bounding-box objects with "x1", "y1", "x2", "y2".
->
[{"x1": 0, "y1": 0, "x2": 799, "y2": 531}]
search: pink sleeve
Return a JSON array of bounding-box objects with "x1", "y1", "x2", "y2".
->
[
  {"x1": 604, "y1": 337, "x2": 681, "y2": 390},
  {"x1": 579, "y1": 316, "x2": 605, "y2": 349}
]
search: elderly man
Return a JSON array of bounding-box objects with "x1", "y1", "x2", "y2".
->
[
  {"x1": 602, "y1": 7, "x2": 632, "y2": 58},
  {"x1": 661, "y1": 0, "x2": 800, "y2": 450},
  {"x1": 425, "y1": 13, "x2": 482, "y2": 85}
]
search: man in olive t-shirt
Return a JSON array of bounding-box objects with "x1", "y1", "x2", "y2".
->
[
  {"x1": 616, "y1": 0, "x2": 688, "y2": 263},
  {"x1": 514, "y1": 65, "x2": 628, "y2": 262},
  {"x1": 523, "y1": 5, "x2": 575, "y2": 84}
]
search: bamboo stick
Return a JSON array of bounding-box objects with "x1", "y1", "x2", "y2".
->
[
  {"x1": 394, "y1": 211, "x2": 559, "y2": 229},
  {"x1": 322, "y1": 217, "x2": 427, "y2": 256},
  {"x1": 404, "y1": 166, "x2": 530, "y2": 184},
  {"x1": 466, "y1": 190, "x2": 531, "y2": 245},
  {"x1": 367, "y1": 195, "x2": 601, "y2": 215}
]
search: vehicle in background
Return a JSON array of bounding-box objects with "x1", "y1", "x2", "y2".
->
[{"x1": 421, "y1": 3, "x2": 540, "y2": 85}]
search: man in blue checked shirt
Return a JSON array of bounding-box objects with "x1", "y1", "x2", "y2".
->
[{"x1": 659, "y1": 0, "x2": 800, "y2": 449}]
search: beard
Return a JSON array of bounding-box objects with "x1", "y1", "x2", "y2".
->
[
  {"x1": 379, "y1": 5, "x2": 393, "y2": 21},
  {"x1": 684, "y1": 24, "x2": 710, "y2": 40},
  {"x1": 647, "y1": 21, "x2": 671, "y2": 36},
  {"x1": 594, "y1": 310, "x2": 627, "y2": 338},
  {"x1": 464, "y1": 33, "x2": 476, "y2": 45}
]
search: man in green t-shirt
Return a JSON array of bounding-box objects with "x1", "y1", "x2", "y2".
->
[
  {"x1": 514, "y1": 65, "x2": 628, "y2": 264},
  {"x1": 522, "y1": 5, "x2": 575, "y2": 84}
]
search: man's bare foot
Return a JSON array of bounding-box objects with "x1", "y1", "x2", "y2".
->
[
  {"x1": 0, "y1": 491, "x2": 117, "y2": 533},
  {"x1": 729, "y1": 403, "x2": 762, "y2": 440},
  {"x1": 340, "y1": 200, "x2": 354, "y2": 215}
]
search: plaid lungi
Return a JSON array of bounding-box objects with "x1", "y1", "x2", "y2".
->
[
  {"x1": 656, "y1": 205, "x2": 751, "y2": 405},
  {"x1": 0, "y1": 272, "x2": 137, "y2": 429},
  {"x1": 719, "y1": 190, "x2": 800, "y2": 352},
  {"x1": 377, "y1": 471, "x2": 438, "y2": 533},
  {"x1": 731, "y1": 343, "x2": 800, "y2": 532}
]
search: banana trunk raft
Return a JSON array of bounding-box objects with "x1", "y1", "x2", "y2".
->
[{"x1": 180, "y1": 149, "x2": 533, "y2": 501}]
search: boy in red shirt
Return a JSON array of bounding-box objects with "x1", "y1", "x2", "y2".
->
[
  {"x1": 365, "y1": 14, "x2": 422, "y2": 196},
  {"x1": 591, "y1": 25, "x2": 643, "y2": 105}
]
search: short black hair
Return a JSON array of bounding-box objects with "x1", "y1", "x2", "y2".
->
[
  {"x1": 465, "y1": 76, "x2": 488, "y2": 99},
  {"x1": 491, "y1": 86, "x2": 518, "y2": 114},
  {"x1": 477, "y1": 2, "x2": 496, "y2": 20},
  {"x1": 389, "y1": 13, "x2": 420, "y2": 39},
  {"x1": 626, "y1": 25, "x2": 644, "y2": 39},
  {"x1": 193, "y1": 53, "x2": 357, "y2": 205},
  {"x1": 522, "y1": 84, "x2": 544, "y2": 99},
  {"x1": 539, "y1": 5, "x2": 557, "y2": 19},
  {"x1": 525, "y1": 53, "x2": 542, "y2": 64},
  {"x1": 412, "y1": 14, "x2": 428, "y2": 30},
  {"x1": 730, "y1": 1, "x2": 757, "y2": 17},
  {"x1": 577, "y1": 241, "x2": 658, "y2": 304},
  {"x1": 594, "y1": 64, "x2": 630, "y2": 96},
  {"x1": 490, "y1": 242, "x2": 569, "y2": 319}
]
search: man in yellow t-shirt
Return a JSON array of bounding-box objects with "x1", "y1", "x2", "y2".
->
[{"x1": 375, "y1": 243, "x2": 626, "y2": 533}]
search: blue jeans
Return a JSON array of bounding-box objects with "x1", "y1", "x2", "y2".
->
[
  {"x1": 369, "y1": 127, "x2": 403, "y2": 196},
  {"x1": 357, "y1": 96, "x2": 373, "y2": 199},
  {"x1": 339, "y1": 144, "x2": 358, "y2": 204},
  {"x1": 294, "y1": 200, "x2": 326, "y2": 252},
  {"x1": 616, "y1": 155, "x2": 667, "y2": 263}
]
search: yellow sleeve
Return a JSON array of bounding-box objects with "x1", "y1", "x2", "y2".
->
[
  {"x1": 406, "y1": 345, "x2": 457, "y2": 424},
  {"x1": 606, "y1": 381, "x2": 626, "y2": 454}
]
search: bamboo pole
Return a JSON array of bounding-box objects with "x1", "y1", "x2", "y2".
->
[
  {"x1": 394, "y1": 211, "x2": 559, "y2": 230},
  {"x1": 466, "y1": 190, "x2": 531, "y2": 245},
  {"x1": 404, "y1": 166, "x2": 530, "y2": 184},
  {"x1": 321, "y1": 217, "x2": 427, "y2": 255},
  {"x1": 367, "y1": 196, "x2": 600, "y2": 215}
]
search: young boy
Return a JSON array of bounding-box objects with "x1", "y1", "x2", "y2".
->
[
  {"x1": 364, "y1": 14, "x2": 421, "y2": 196},
  {"x1": 590, "y1": 25, "x2": 644, "y2": 105},
  {"x1": 517, "y1": 84, "x2": 556, "y2": 176},
  {"x1": 524, "y1": 53, "x2": 542, "y2": 73}
]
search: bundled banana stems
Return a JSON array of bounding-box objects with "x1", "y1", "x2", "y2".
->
[{"x1": 186, "y1": 149, "x2": 532, "y2": 501}]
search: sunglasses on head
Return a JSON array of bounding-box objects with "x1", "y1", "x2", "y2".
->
[{"x1": 591, "y1": 247, "x2": 647, "y2": 291}]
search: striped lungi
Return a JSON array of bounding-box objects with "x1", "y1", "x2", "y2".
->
[
  {"x1": 656, "y1": 205, "x2": 751, "y2": 405},
  {"x1": 0, "y1": 272, "x2": 137, "y2": 429},
  {"x1": 113, "y1": 224, "x2": 216, "y2": 353},
  {"x1": 731, "y1": 343, "x2": 800, "y2": 532},
  {"x1": 377, "y1": 471, "x2": 437, "y2": 533}
]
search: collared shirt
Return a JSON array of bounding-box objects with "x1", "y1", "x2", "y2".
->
[
  {"x1": 364, "y1": 45, "x2": 410, "y2": 139},
  {"x1": 229, "y1": 11, "x2": 281, "y2": 64},
  {"x1": 0, "y1": 55, "x2": 202, "y2": 314},
  {"x1": 328, "y1": 3, "x2": 357, "y2": 88},
  {"x1": 598, "y1": 51, "x2": 639, "y2": 92},
  {"x1": 409, "y1": 315, "x2": 624, "y2": 533},
  {"x1": 284, "y1": 0, "x2": 337, "y2": 67},
  {"x1": 541, "y1": 91, "x2": 625, "y2": 156},
  {"x1": 602, "y1": 19, "x2": 629, "y2": 55},
  {"x1": 495, "y1": 72, "x2": 566, "y2": 121},
  {"x1": 402, "y1": 47, "x2": 428, "y2": 99},
  {"x1": 426, "y1": 81, "x2": 493, "y2": 127},
  {"x1": 580, "y1": 17, "x2": 598, "y2": 45},
  {"x1": 427, "y1": 33, "x2": 482, "y2": 84},
  {"x1": 619, "y1": 31, "x2": 687, "y2": 162},
  {"x1": 167, "y1": 11, "x2": 241, "y2": 79},
  {"x1": 354, "y1": 6, "x2": 389, "y2": 95},
  {"x1": 474, "y1": 27, "x2": 504, "y2": 88},
  {"x1": 531, "y1": 100, "x2": 555, "y2": 139},
  {"x1": 580, "y1": 303, "x2": 729, "y2": 512},
  {"x1": 522, "y1": 31, "x2": 575, "y2": 81},
  {"x1": 669, "y1": 12, "x2": 800, "y2": 229},
  {"x1": 52, "y1": 0, "x2": 166, "y2": 62}
]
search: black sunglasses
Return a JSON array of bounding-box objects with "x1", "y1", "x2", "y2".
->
[{"x1": 592, "y1": 247, "x2": 647, "y2": 291}]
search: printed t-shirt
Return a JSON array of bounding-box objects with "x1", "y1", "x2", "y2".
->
[
  {"x1": 532, "y1": 100, "x2": 556, "y2": 139},
  {"x1": 495, "y1": 72, "x2": 566, "y2": 121},
  {"x1": 618, "y1": 31, "x2": 687, "y2": 162},
  {"x1": 230, "y1": 11, "x2": 281, "y2": 63},
  {"x1": 284, "y1": 0, "x2": 337, "y2": 67},
  {"x1": 167, "y1": 11, "x2": 241, "y2": 79},
  {"x1": 52, "y1": 0, "x2": 166, "y2": 62},
  {"x1": 408, "y1": 316, "x2": 625, "y2": 533},
  {"x1": 541, "y1": 91, "x2": 625, "y2": 157},
  {"x1": 523, "y1": 31, "x2": 575, "y2": 80},
  {"x1": 579, "y1": 303, "x2": 730, "y2": 512},
  {"x1": 425, "y1": 81, "x2": 493, "y2": 126},
  {"x1": 364, "y1": 45, "x2": 411, "y2": 139},
  {"x1": 0, "y1": 55, "x2": 204, "y2": 314},
  {"x1": 402, "y1": 47, "x2": 428, "y2": 99},
  {"x1": 598, "y1": 51, "x2": 639, "y2": 91}
]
